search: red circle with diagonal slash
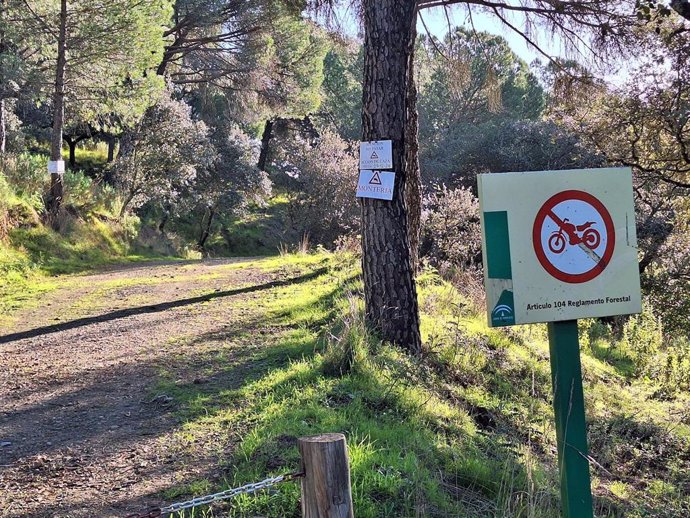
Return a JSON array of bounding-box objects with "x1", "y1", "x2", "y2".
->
[{"x1": 532, "y1": 190, "x2": 615, "y2": 283}]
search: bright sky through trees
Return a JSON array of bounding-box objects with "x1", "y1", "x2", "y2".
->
[
  {"x1": 322, "y1": 4, "x2": 560, "y2": 62},
  {"x1": 417, "y1": 6, "x2": 557, "y2": 63},
  {"x1": 320, "y1": 4, "x2": 631, "y2": 81}
]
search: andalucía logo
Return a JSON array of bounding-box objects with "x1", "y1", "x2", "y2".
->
[{"x1": 491, "y1": 290, "x2": 515, "y2": 326}]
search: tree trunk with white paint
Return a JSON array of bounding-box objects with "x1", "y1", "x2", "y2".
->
[{"x1": 47, "y1": 0, "x2": 68, "y2": 224}]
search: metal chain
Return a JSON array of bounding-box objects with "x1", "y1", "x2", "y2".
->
[{"x1": 124, "y1": 472, "x2": 303, "y2": 518}]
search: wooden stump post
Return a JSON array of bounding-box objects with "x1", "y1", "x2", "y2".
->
[{"x1": 298, "y1": 433, "x2": 354, "y2": 518}]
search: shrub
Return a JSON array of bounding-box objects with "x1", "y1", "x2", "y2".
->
[
  {"x1": 190, "y1": 124, "x2": 272, "y2": 250},
  {"x1": 273, "y1": 130, "x2": 359, "y2": 246},
  {"x1": 643, "y1": 225, "x2": 690, "y2": 337},
  {"x1": 62, "y1": 169, "x2": 97, "y2": 212},
  {"x1": 0, "y1": 174, "x2": 12, "y2": 239},
  {"x1": 660, "y1": 338, "x2": 690, "y2": 394},
  {"x1": 620, "y1": 303, "x2": 663, "y2": 377},
  {"x1": 420, "y1": 186, "x2": 482, "y2": 279},
  {"x1": 321, "y1": 294, "x2": 370, "y2": 377},
  {"x1": 0, "y1": 152, "x2": 49, "y2": 201},
  {"x1": 111, "y1": 90, "x2": 214, "y2": 217}
]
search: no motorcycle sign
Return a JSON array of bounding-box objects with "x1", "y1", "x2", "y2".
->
[
  {"x1": 478, "y1": 168, "x2": 641, "y2": 327},
  {"x1": 533, "y1": 190, "x2": 615, "y2": 284}
]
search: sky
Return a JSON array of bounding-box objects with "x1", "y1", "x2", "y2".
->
[
  {"x1": 416, "y1": 5, "x2": 558, "y2": 65},
  {"x1": 322, "y1": 3, "x2": 631, "y2": 81},
  {"x1": 326, "y1": 4, "x2": 564, "y2": 65}
]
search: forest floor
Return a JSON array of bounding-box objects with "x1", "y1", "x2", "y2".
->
[
  {"x1": 0, "y1": 255, "x2": 329, "y2": 517},
  {"x1": 2, "y1": 253, "x2": 689, "y2": 518}
]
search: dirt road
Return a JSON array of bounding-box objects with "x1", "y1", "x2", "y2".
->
[{"x1": 0, "y1": 258, "x2": 321, "y2": 517}]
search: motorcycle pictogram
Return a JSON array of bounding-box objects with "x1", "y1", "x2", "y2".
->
[{"x1": 547, "y1": 219, "x2": 601, "y2": 254}]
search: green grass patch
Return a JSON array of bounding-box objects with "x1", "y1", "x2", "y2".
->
[
  {"x1": 153, "y1": 257, "x2": 566, "y2": 518},
  {"x1": 148, "y1": 255, "x2": 690, "y2": 518},
  {"x1": 0, "y1": 215, "x2": 171, "y2": 326}
]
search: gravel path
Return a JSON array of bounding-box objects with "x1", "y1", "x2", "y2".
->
[{"x1": 0, "y1": 258, "x2": 308, "y2": 517}]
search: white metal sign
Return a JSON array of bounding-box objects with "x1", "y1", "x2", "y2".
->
[
  {"x1": 478, "y1": 167, "x2": 642, "y2": 327},
  {"x1": 356, "y1": 170, "x2": 395, "y2": 201},
  {"x1": 48, "y1": 160, "x2": 65, "y2": 174},
  {"x1": 359, "y1": 141, "x2": 393, "y2": 170}
]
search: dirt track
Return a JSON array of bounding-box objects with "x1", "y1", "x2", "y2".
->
[{"x1": 0, "y1": 258, "x2": 308, "y2": 517}]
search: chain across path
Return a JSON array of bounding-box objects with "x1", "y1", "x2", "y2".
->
[{"x1": 124, "y1": 471, "x2": 304, "y2": 518}]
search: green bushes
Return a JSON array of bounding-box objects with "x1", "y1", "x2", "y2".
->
[
  {"x1": 0, "y1": 152, "x2": 49, "y2": 201},
  {"x1": 0, "y1": 151, "x2": 117, "y2": 217},
  {"x1": 620, "y1": 304, "x2": 663, "y2": 376},
  {"x1": 0, "y1": 151, "x2": 162, "y2": 307},
  {"x1": 271, "y1": 131, "x2": 359, "y2": 246},
  {"x1": 420, "y1": 186, "x2": 482, "y2": 280},
  {"x1": 62, "y1": 169, "x2": 98, "y2": 212},
  {"x1": 0, "y1": 157, "x2": 42, "y2": 240},
  {"x1": 595, "y1": 303, "x2": 690, "y2": 395},
  {"x1": 660, "y1": 339, "x2": 690, "y2": 393},
  {"x1": 0, "y1": 174, "x2": 12, "y2": 239}
]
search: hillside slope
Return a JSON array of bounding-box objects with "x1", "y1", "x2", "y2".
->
[{"x1": 0, "y1": 253, "x2": 688, "y2": 517}]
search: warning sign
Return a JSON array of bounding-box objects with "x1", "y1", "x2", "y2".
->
[
  {"x1": 478, "y1": 168, "x2": 641, "y2": 326},
  {"x1": 533, "y1": 190, "x2": 615, "y2": 284},
  {"x1": 356, "y1": 170, "x2": 395, "y2": 201},
  {"x1": 360, "y1": 141, "x2": 392, "y2": 170}
]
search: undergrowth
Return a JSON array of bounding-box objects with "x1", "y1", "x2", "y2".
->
[
  {"x1": 153, "y1": 255, "x2": 690, "y2": 518},
  {"x1": 0, "y1": 152, "x2": 172, "y2": 324}
]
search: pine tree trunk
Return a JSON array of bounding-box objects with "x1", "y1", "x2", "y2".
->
[
  {"x1": 47, "y1": 0, "x2": 68, "y2": 224},
  {"x1": 198, "y1": 206, "x2": 215, "y2": 250},
  {"x1": 107, "y1": 135, "x2": 116, "y2": 162},
  {"x1": 257, "y1": 119, "x2": 274, "y2": 171},
  {"x1": 0, "y1": 99, "x2": 6, "y2": 153},
  {"x1": 361, "y1": 0, "x2": 421, "y2": 354},
  {"x1": 0, "y1": 0, "x2": 7, "y2": 154},
  {"x1": 158, "y1": 208, "x2": 170, "y2": 234},
  {"x1": 66, "y1": 137, "x2": 76, "y2": 168},
  {"x1": 405, "y1": 51, "x2": 422, "y2": 273}
]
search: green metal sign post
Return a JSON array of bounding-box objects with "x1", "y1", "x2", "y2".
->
[{"x1": 547, "y1": 320, "x2": 594, "y2": 518}]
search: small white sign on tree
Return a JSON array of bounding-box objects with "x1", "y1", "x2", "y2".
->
[
  {"x1": 359, "y1": 141, "x2": 393, "y2": 170},
  {"x1": 356, "y1": 170, "x2": 395, "y2": 201},
  {"x1": 48, "y1": 160, "x2": 65, "y2": 174}
]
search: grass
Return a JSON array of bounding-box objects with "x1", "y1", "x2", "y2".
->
[
  {"x1": 141, "y1": 254, "x2": 690, "y2": 518},
  {"x1": 1, "y1": 225, "x2": 688, "y2": 517},
  {"x1": 0, "y1": 213, "x2": 172, "y2": 326},
  {"x1": 0, "y1": 148, "x2": 163, "y2": 324}
]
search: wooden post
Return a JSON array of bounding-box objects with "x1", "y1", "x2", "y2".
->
[{"x1": 298, "y1": 433, "x2": 354, "y2": 518}]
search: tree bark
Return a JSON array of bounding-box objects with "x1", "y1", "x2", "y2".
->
[
  {"x1": 360, "y1": 0, "x2": 421, "y2": 354},
  {"x1": 198, "y1": 205, "x2": 215, "y2": 250},
  {"x1": 405, "y1": 48, "x2": 422, "y2": 273},
  {"x1": 0, "y1": 0, "x2": 7, "y2": 154},
  {"x1": 257, "y1": 119, "x2": 274, "y2": 171},
  {"x1": 120, "y1": 190, "x2": 136, "y2": 218},
  {"x1": 158, "y1": 206, "x2": 170, "y2": 234},
  {"x1": 107, "y1": 135, "x2": 117, "y2": 162},
  {"x1": 47, "y1": 0, "x2": 68, "y2": 224},
  {"x1": 0, "y1": 99, "x2": 6, "y2": 153},
  {"x1": 65, "y1": 137, "x2": 77, "y2": 169},
  {"x1": 63, "y1": 133, "x2": 89, "y2": 169}
]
